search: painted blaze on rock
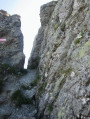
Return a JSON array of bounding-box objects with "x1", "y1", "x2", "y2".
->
[
  {"x1": 0, "y1": 38, "x2": 6, "y2": 42},
  {"x1": 0, "y1": 10, "x2": 25, "y2": 69}
]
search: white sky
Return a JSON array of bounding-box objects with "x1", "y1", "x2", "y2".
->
[
  {"x1": 0, "y1": 0, "x2": 56, "y2": 68},
  {"x1": 13, "y1": 0, "x2": 54, "y2": 68}
]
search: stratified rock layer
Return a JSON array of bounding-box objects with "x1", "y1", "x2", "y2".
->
[
  {"x1": 28, "y1": 0, "x2": 90, "y2": 119},
  {"x1": 0, "y1": 10, "x2": 25, "y2": 69}
]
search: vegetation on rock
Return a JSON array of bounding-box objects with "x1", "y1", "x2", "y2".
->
[
  {"x1": 48, "y1": 104, "x2": 53, "y2": 112},
  {"x1": 0, "y1": 63, "x2": 27, "y2": 77},
  {"x1": 0, "y1": 78, "x2": 3, "y2": 92},
  {"x1": 38, "y1": 82, "x2": 47, "y2": 96},
  {"x1": 11, "y1": 89, "x2": 33, "y2": 107}
]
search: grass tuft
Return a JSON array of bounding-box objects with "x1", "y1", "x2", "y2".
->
[
  {"x1": 38, "y1": 82, "x2": 47, "y2": 96},
  {"x1": 0, "y1": 79, "x2": 3, "y2": 92},
  {"x1": 74, "y1": 38, "x2": 82, "y2": 45},
  {"x1": 0, "y1": 63, "x2": 27, "y2": 77},
  {"x1": 48, "y1": 104, "x2": 53, "y2": 112},
  {"x1": 11, "y1": 89, "x2": 32, "y2": 107}
]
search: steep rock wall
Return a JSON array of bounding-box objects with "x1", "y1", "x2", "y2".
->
[
  {"x1": 0, "y1": 11, "x2": 38, "y2": 119},
  {"x1": 28, "y1": 1, "x2": 57, "y2": 69},
  {"x1": 0, "y1": 10, "x2": 25, "y2": 69},
  {"x1": 28, "y1": 0, "x2": 90, "y2": 119},
  {"x1": 0, "y1": 10, "x2": 37, "y2": 119}
]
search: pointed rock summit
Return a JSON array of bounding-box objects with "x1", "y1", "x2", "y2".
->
[{"x1": 0, "y1": 10, "x2": 25, "y2": 69}]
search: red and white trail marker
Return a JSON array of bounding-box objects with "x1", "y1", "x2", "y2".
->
[{"x1": 0, "y1": 38, "x2": 6, "y2": 43}]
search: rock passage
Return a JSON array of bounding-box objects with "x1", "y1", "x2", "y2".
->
[{"x1": 0, "y1": 0, "x2": 90, "y2": 119}]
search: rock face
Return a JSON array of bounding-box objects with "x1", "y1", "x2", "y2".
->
[
  {"x1": 28, "y1": 1, "x2": 57, "y2": 69},
  {"x1": 0, "y1": 66, "x2": 37, "y2": 119},
  {"x1": 0, "y1": 0, "x2": 90, "y2": 118},
  {"x1": 0, "y1": 10, "x2": 25, "y2": 69},
  {"x1": 28, "y1": 0, "x2": 90, "y2": 119},
  {"x1": 0, "y1": 10, "x2": 38, "y2": 119}
]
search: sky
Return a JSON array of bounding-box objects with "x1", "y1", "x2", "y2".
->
[{"x1": 0, "y1": 0, "x2": 55, "y2": 68}]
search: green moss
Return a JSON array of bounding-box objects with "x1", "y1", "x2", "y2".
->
[
  {"x1": 0, "y1": 79, "x2": 3, "y2": 92},
  {"x1": 48, "y1": 104, "x2": 53, "y2": 112},
  {"x1": 11, "y1": 90, "x2": 32, "y2": 107},
  {"x1": 81, "y1": 31, "x2": 84, "y2": 37},
  {"x1": 61, "y1": 23, "x2": 66, "y2": 31},
  {"x1": 38, "y1": 82, "x2": 47, "y2": 96},
  {"x1": 0, "y1": 63, "x2": 27, "y2": 77},
  {"x1": 74, "y1": 38, "x2": 82, "y2": 45}
]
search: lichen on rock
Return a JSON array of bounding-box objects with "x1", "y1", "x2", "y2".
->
[
  {"x1": 28, "y1": 0, "x2": 90, "y2": 119},
  {"x1": 0, "y1": 0, "x2": 90, "y2": 118}
]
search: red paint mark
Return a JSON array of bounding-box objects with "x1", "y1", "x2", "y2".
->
[{"x1": 0, "y1": 38, "x2": 6, "y2": 43}]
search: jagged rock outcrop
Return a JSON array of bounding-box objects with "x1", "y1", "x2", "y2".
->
[
  {"x1": 0, "y1": 10, "x2": 25, "y2": 69},
  {"x1": 28, "y1": 1, "x2": 57, "y2": 69},
  {"x1": 28, "y1": 0, "x2": 90, "y2": 119},
  {"x1": 0, "y1": 0, "x2": 90, "y2": 118},
  {"x1": 0, "y1": 10, "x2": 37, "y2": 119}
]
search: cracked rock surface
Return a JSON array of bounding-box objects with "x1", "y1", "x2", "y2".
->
[{"x1": 28, "y1": 0, "x2": 90, "y2": 119}]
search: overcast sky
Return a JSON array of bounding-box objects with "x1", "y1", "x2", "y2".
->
[{"x1": 0, "y1": 0, "x2": 54, "y2": 68}]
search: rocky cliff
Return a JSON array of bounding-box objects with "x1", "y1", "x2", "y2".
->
[
  {"x1": 0, "y1": 10, "x2": 25, "y2": 69},
  {"x1": 0, "y1": 10, "x2": 38, "y2": 119},
  {"x1": 0, "y1": 0, "x2": 90, "y2": 118},
  {"x1": 28, "y1": 0, "x2": 90, "y2": 119}
]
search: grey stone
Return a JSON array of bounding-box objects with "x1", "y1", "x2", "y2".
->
[
  {"x1": 28, "y1": 0, "x2": 90, "y2": 119},
  {"x1": 9, "y1": 105, "x2": 37, "y2": 119},
  {"x1": 24, "y1": 88, "x2": 36, "y2": 99},
  {"x1": 0, "y1": 10, "x2": 25, "y2": 69},
  {"x1": 0, "y1": 105, "x2": 12, "y2": 116},
  {"x1": 1, "y1": 0, "x2": 90, "y2": 118},
  {"x1": 19, "y1": 69, "x2": 37, "y2": 86},
  {"x1": 40, "y1": 1, "x2": 57, "y2": 26}
]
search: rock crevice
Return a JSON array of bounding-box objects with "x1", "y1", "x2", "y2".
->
[{"x1": 0, "y1": 0, "x2": 90, "y2": 118}]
